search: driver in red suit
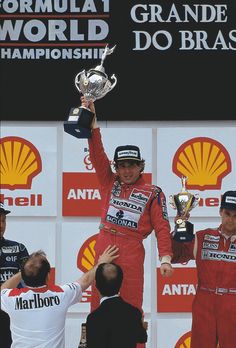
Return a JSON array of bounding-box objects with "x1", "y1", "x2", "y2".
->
[
  {"x1": 81, "y1": 97, "x2": 173, "y2": 347},
  {"x1": 172, "y1": 190, "x2": 236, "y2": 348}
]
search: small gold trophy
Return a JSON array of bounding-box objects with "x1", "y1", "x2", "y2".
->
[{"x1": 169, "y1": 176, "x2": 200, "y2": 242}]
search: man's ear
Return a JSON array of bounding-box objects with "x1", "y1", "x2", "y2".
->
[
  {"x1": 46, "y1": 273, "x2": 50, "y2": 285},
  {"x1": 139, "y1": 163, "x2": 144, "y2": 173}
]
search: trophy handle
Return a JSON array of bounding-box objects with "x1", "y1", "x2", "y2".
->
[
  {"x1": 109, "y1": 74, "x2": 117, "y2": 91},
  {"x1": 74, "y1": 70, "x2": 85, "y2": 94}
]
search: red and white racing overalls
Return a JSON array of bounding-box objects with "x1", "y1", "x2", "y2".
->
[
  {"x1": 172, "y1": 226, "x2": 236, "y2": 348},
  {"x1": 88, "y1": 128, "x2": 172, "y2": 313}
]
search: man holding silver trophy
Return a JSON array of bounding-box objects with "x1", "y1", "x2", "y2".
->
[
  {"x1": 170, "y1": 181, "x2": 236, "y2": 348},
  {"x1": 82, "y1": 96, "x2": 173, "y2": 315},
  {"x1": 65, "y1": 44, "x2": 174, "y2": 348}
]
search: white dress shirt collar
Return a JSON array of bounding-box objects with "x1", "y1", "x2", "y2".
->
[{"x1": 100, "y1": 294, "x2": 119, "y2": 304}]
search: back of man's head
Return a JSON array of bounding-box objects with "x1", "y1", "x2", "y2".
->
[
  {"x1": 21, "y1": 250, "x2": 50, "y2": 287},
  {"x1": 95, "y1": 263, "x2": 123, "y2": 297}
]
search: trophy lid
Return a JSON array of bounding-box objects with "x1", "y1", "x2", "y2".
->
[
  {"x1": 88, "y1": 66, "x2": 107, "y2": 77},
  {"x1": 180, "y1": 176, "x2": 188, "y2": 192},
  {"x1": 92, "y1": 44, "x2": 116, "y2": 75}
]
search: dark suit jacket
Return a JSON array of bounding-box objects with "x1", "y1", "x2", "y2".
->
[{"x1": 86, "y1": 296, "x2": 147, "y2": 348}]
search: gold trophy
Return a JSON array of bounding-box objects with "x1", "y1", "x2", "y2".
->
[{"x1": 169, "y1": 176, "x2": 200, "y2": 242}]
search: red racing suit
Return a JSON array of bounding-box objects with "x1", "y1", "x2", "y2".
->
[
  {"x1": 89, "y1": 128, "x2": 173, "y2": 313},
  {"x1": 172, "y1": 226, "x2": 236, "y2": 348}
]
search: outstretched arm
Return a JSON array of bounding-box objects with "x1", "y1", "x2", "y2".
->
[{"x1": 1, "y1": 272, "x2": 22, "y2": 290}]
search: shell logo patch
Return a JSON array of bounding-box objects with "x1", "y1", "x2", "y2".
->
[
  {"x1": 77, "y1": 234, "x2": 98, "y2": 273},
  {"x1": 0, "y1": 136, "x2": 42, "y2": 190},
  {"x1": 172, "y1": 137, "x2": 231, "y2": 190}
]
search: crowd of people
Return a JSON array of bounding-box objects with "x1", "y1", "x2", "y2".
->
[{"x1": 1, "y1": 100, "x2": 236, "y2": 348}]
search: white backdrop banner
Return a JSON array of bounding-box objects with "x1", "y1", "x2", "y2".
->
[
  {"x1": 157, "y1": 318, "x2": 192, "y2": 348},
  {"x1": 63, "y1": 128, "x2": 152, "y2": 172}
]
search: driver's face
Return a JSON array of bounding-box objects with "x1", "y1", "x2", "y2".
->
[{"x1": 116, "y1": 161, "x2": 142, "y2": 184}]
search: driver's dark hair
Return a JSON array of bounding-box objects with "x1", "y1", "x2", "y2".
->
[{"x1": 113, "y1": 159, "x2": 145, "y2": 173}]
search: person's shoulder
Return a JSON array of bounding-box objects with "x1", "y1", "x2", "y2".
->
[
  {"x1": 120, "y1": 298, "x2": 142, "y2": 315},
  {"x1": 61, "y1": 282, "x2": 82, "y2": 291},
  {"x1": 3, "y1": 238, "x2": 27, "y2": 247},
  {"x1": 86, "y1": 306, "x2": 101, "y2": 321},
  {"x1": 142, "y1": 182, "x2": 163, "y2": 194},
  {"x1": 196, "y1": 227, "x2": 219, "y2": 236},
  {"x1": 2, "y1": 238, "x2": 18, "y2": 245}
]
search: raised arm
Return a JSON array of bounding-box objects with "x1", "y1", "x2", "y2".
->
[{"x1": 80, "y1": 96, "x2": 114, "y2": 186}]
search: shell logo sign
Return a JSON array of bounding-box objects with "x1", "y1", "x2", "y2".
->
[
  {"x1": 76, "y1": 234, "x2": 98, "y2": 303},
  {"x1": 174, "y1": 331, "x2": 191, "y2": 348},
  {"x1": 77, "y1": 234, "x2": 98, "y2": 273},
  {"x1": 157, "y1": 268, "x2": 197, "y2": 312},
  {"x1": 0, "y1": 136, "x2": 42, "y2": 190},
  {"x1": 175, "y1": 331, "x2": 220, "y2": 348},
  {"x1": 172, "y1": 137, "x2": 231, "y2": 190}
]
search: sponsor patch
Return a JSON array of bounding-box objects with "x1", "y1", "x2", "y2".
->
[
  {"x1": 202, "y1": 250, "x2": 236, "y2": 262},
  {"x1": 117, "y1": 150, "x2": 138, "y2": 158},
  {"x1": 111, "y1": 181, "x2": 121, "y2": 197},
  {"x1": 1, "y1": 246, "x2": 19, "y2": 254},
  {"x1": 19, "y1": 244, "x2": 27, "y2": 252},
  {"x1": 106, "y1": 215, "x2": 138, "y2": 228},
  {"x1": 110, "y1": 197, "x2": 143, "y2": 213},
  {"x1": 161, "y1": 197, "x2": 169, "y2": 221},
  {"x1": 225, "y1": 196, "x2": 236, "y2": 204},
  {"x1": 204, "y1": 234, "x2": 220, "y2": 242},
  {"x1": 15, "y1": 294, "x2": 60, "y2": 310},
  {"x1": 106, "y1": 205, "x2": 140, "y2": 229},
  {"x1": 229, "y1": 243, "x2": 236, "y2": 253},
  {"x1": 203, "y1": 242, "x2": 219, "y2": 250},
  {"x1": 129, "y1": 188, "x2": 151, "y2": 205}
]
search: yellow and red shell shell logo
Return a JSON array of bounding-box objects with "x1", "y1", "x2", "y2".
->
[
  {"x1": 0, "y1": 136, "x2": 42, "y2": 190},
  {"x1": 172, "y1": 137, "x2": 231, "y2": 190},
  {"x1": 77, "y1": 234, "x2": 98, "y2": 273},
  {"x1": 175, "y1": 331, "x2": 220, "y2": 348},
  {"x1": 175, "y1": 331, "x2": 191, "y2": 348}
]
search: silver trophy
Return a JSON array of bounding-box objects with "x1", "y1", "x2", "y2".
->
[
  {"x1": 64, "y1": 44, "x2": 117, "y2": 138},
  {"x1": 169, "y1": 176, "x2": 200, "y2": 242}
]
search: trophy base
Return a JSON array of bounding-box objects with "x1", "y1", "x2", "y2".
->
[
  {"x1": 64, "y1": 107, "x2": 94, "y2": 139},
  {"x1": 172, "y1": 221, "x2": 194, "y2": 242}
]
